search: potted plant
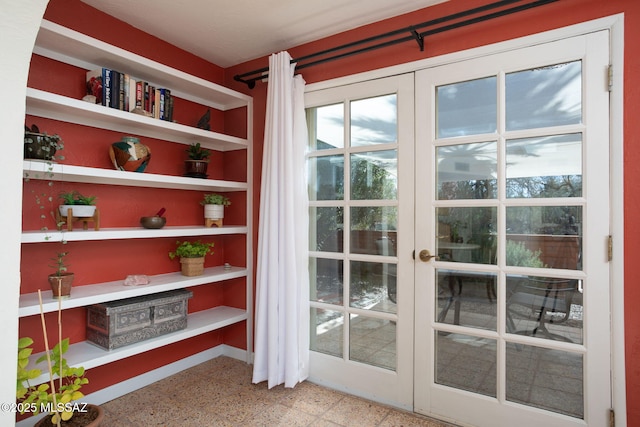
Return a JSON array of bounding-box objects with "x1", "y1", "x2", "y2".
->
[
  {"x1": 17, "y1": 290, "x2": 103, "y2": 426},
  {"x1": 24, "y1": 124, "x2": 64, "y2": 162},
  {"x1": 168, "y1": 240, "x2": 214, "y2": 276},
  {"x1": 201, "y1": 193, "x2": 230, "y2": 228},
  {"x1": 58, "y1": 191, "x2": 97, "y2": 218},
  {"x1": 184, "y1": 142, "x2": 210, "y2": 178},
  {"x1": 48, "y1": 252, "x2": 74, "y2": 299}
]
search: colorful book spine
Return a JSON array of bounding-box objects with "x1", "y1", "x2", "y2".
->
[
  {"x1": 165, "y1": 89, "x2": 173, "y2": 121},
  {"x1": 110, "y1": 70, "x2": 119, "y2": 109},
  {"x1": 126, "y1": 76, "x2": 134, "y2": 112},
  {"x1": 118, "y1": 72, "x2": 125, "y2": 110},
  {"x1": 135, "y1": 80, "x2": 143, "y2": 109},
  {"x1": 104, "y1": 69, "x2": 112, "y2": 108}
]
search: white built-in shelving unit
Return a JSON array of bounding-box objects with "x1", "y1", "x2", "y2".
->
[{"x1": 20, "y1": 19, "x2": 253, "y2": 380}]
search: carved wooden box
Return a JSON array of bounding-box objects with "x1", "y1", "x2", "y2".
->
[{"x1": 86, "y1": 289, "x2": 192, "y2": 350}]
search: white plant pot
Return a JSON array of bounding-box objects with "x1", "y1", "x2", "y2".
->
[
  {"x1": 204, "y1": 204, "x2": 225, "y2": 220},
  {"x1": 59, "y1": 205, "x2": 97, "y2": 218}
]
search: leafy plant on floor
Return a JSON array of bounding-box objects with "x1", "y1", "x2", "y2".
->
[{"x1": 17, "y1": 287, "x2": 89, "y2": 425}]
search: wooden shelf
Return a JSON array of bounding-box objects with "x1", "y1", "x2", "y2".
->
[
  {"x1": 34, "y1": 20, "x2": 251, "y2": 111},
  {"x1": 25, "y1": 306, "x2": 248, "y2": 385},
  {"x1": 26, "y1": 89, "x2": 248, "y2": 151},
  {"x1": 21, "y1": 225, "x2": 248, "y2": 243},
  {"x1": 19, "y1": 266, "x2": 247, "y2": 317},
  {"x1": 23, "y1": 160, "x2": 248, "y2": 191}
]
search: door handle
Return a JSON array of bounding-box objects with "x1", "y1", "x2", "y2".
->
[{"x1": 418, "y1": 249, "x2": 439, "y2": 262}]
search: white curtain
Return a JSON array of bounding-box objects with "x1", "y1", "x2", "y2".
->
[{"x1": 252, "y1": 51, "x2": 310, "y2": 388}]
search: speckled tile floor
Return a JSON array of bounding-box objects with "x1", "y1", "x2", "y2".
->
[{"x1": 100, "y1": 356, "x2": 458, "y2": 427}]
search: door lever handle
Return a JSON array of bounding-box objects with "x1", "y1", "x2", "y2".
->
[{"x1": 419, "y1": 249, "x2": 439, "y2": 262}]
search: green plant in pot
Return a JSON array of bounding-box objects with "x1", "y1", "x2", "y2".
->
[
  {"x1": 201, "y1": 193, "x2": 230, "y2": 228},
  {"x1": 169, "y1": 240, "x2": 214, "y2": 276},
  {"x1": 57, "y1": 191, "x2": 97, "y2": 219},
  {"x1": 184, "y1": 142, "x2": 210, "y2": 178},
  {"x1": 48, "y1": 252, "x2": 74, "y2": 299},
  {"x1": 17, "y1": 290, "x2": 103, "y2": 426},
  {"x1": 24, "y1": 124, "x2": 64, "y2": 162}
]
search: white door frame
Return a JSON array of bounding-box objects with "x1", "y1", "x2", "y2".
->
[{"x1": 305, "y1": 14, "x2": 625, "y2": 424}]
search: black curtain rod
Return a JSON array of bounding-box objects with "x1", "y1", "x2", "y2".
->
[{"x1": 233, "y1": 0, "x2": 557, "y2": 88}]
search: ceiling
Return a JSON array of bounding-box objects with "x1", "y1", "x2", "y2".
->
[{"x1": 80, "y1": 0, "x2": 447, "y2": 68}]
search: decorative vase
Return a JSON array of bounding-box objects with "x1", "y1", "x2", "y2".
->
[
  {"x1": 47, "y1": 273, "x2": 74, "y2": 299},
  {"x1": 204, "y1": 204, "x2": 224, "y2": 227},
  {"x1": 180, "y1": 257, "x2": 205, "y2": 276},
  {"x1": 109, "y1": 136, "x2": 151, "y2": 172},
  {"x1": 34, "y1": 403, "x2": 104, "y2": 427},
  {"x1": 184, "y1": 159, "x2": 209, "y2": 178}
]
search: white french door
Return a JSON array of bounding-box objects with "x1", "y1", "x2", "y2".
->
[
  {"x1": 414, "y1": 31, "x2": 611, "y2": 427},
  {"x1": 305, "y1": 74, "x2": 415, "y2": 408}
]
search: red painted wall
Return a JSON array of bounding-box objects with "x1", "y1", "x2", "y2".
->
[
  {"x1": 224, "y1": 0, "x2": 640, "y2": 425},
  {"x1": 23, "y1": 0, "x2": 640, "y2": 424},
  {"x1": 19, "y1": 0, "x2": 247, "y2": 402}
]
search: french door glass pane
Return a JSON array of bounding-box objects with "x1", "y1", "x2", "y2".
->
[
  {"x1": 309, "y1": 155, "x2": 344, "y2": 200},
  {"x1": 350, "y1": 207, "x2": 398, "y2": 255},
  {"x1": 506, "y1": 206, "x2": 582, "y2": 270},
  {"x1": 351, "y1": 95, "x2": 397, "y2": 146},
  {"x1": 436, "y1": 76, "x2": 497, "y2": 138},
  {"x1": 350, "y1": 260, "x2": 397, "y2": 314},
  {"x1": 436, "y1": 206, "x2": 497, "y2": 264},
  {"x1": 351, "y1": 150, "x2": 398, "y2": 200},
  {"x1": 310, "y1": 206, "x2": 344, "y2": 252},
  {"x1": 506, "y1": 274, "x2": 583, "y2": 344},
  {"x1": 437, "y1": 142, "x2": 498, "y2": 200},
  {"x1": 506, "y1": 134, "x2": 582, "y2": 198},
  {"x1": 349, "y1": 314, "x2": 396, "y2": 370},
  {"x1": 506, "y1": 61, "x2": 582, "y2": 131},
  {"x1": 506, "y1": 343, "x2": 584, "y2": 419},
  {"x1": 435, "y1": 332, "x2": 497, "y2": 397},
  {"x1": 436, "y1": 269, "x2": 497, "y2": 330},
  {"x1": 311, "y1": 103, "x2": 344, "y2": 150},
  {"x1": 311, "y1": 307, "x2": 343, "y2": 357},
  {"x1": 309, "y1": 257, "x2": 343, "y2": 305}
]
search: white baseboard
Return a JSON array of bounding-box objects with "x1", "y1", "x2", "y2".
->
[{"x1": 16, "y1": 345, "x2": 248, "y2": 427}]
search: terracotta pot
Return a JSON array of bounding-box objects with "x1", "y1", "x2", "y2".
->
[
  {"x1": 34, "y1": 403, "x2": 104, "y2": 427},
  {"x1": 184, "y1": 159, "x2": 208, "y2": 178},
  {"x1": 180, "y1": 257, "x2": 204, "y2": 276},
  {"x1": 48, "y1": 272, "x2": 74, "y2": 299}
]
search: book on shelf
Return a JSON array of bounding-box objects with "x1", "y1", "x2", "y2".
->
[
  {"x1": 127, "y1": 76, "x2": 136, "y2": 112},
  {"x1": 135, "y1": 80, "x2": 143, "y2": 109},
  {"x1": 104, "y1": 68, "x2": 113, "y2": 107},
  {"x1": 123, "y1": 74, "x2": 130, "y2": 112},
  {"x1": 110, "y1": 70, "x2": 120, "y2": 109}
]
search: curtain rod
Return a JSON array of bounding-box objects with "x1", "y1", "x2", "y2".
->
[{"x1": 233, "y1": 0, "x2": 558, "y2": 89}]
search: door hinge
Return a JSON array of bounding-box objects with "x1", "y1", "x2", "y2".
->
[
  {"x1": 609, "y1": 408, "x2": 615, "y2": 427},
  {"x1": 608, "y1": 64, "x2": 613, "y2": 92},
  {"x1": 608, "y1": 235, "x2": 613, "y2": 261}
]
